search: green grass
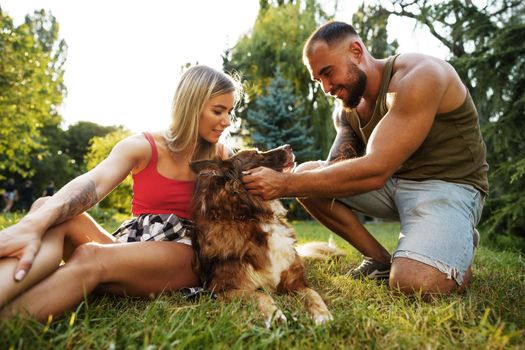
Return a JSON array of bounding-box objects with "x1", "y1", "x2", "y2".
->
[{"x1": 1, "y1": 217, "x2": 524, "y2": 349}]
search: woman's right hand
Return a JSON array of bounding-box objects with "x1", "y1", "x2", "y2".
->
[{"x1": 0, "y1": 220, "x2": 43, "y2": 281}]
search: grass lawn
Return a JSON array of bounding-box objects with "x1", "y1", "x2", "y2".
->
[{"x1": 0, "y1": 215, "x2": 524, "y2": 349}]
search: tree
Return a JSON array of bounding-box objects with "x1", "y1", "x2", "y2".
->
[
  {"x1": 64, "y1": 121, "x2": 123, "y2": 173},
  {"x1": 379, "y1": 0, "x2": 525, "y2": 243},
  {"x1": 352, "y1": 3, "x2": 399, "y2": 58},
  {"x1": 0, "y1": 8, "x2": 66, "y2": 178},
  {"x1": 247, "y1": 68, "x2": 318, "y2": 162},
  {"x1": 223, "y1": 0, "x2": 335, "y2": 157},
  {"x1": 28, "y1": 123, "x2": 76, "y2": 196},
  {"x1": 84, "y1": 129, "x2": 133, "y2": 213}
]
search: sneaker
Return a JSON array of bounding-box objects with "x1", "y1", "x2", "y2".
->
[
  {"x1": 179, "y1": 287, "x2": 217, "y2": 301},
  {"x1": 347, "y1": 256, "x2": 391, "y2": 280}
]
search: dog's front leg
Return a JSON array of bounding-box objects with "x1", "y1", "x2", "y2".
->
[
  {"x1": 221, "y1": 289, "x2": 287, "y2": 328},
  {"x1": 297, "y1": 287, "x2": 333, "y2": 325}
]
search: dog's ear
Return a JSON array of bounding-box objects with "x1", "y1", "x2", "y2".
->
[{"x1": 190, "y1": 159, "x2": 222, "y2": 175}]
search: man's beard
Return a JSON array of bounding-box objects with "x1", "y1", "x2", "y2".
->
[{"x1": 341, "y1": 64, "x2": 367, "y2": 109}]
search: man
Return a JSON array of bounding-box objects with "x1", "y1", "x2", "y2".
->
[
  {"x1": 242, "y1": 21, "x2": 488, "y2": 297},
  {"x1": 2, "y1": 178, "x2": 17, "y2": 213},
  {"x1": 20, "y1": 180, "x2": 35, "y2": 212}
]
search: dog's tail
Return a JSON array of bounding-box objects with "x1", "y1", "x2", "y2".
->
[{"x1": 296, "y1": 236, "x2": 346, "y2": 260}]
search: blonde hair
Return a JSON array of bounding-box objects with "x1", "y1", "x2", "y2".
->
[{"x1": 165, "y1": 65, "x2": 241, "y2": 160}]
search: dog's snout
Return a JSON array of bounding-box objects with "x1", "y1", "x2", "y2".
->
[{"x1": 283, "y1": 144, "x2": 292, "y2": 152}]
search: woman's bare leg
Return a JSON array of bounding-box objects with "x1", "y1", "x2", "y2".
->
[
  {"x1": 0, "y1": 197, "x2": 115, "y2": 308},
  {"x1": 1, "y1": 241, "x2": 199, "y2": 322}
]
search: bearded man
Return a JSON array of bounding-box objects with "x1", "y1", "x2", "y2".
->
[{"x1": 242, "y1": 21, "x2": 488, "y2": 298}]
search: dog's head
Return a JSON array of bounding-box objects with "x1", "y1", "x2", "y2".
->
[
  {"x1": 191, "y1": 144, "x2": 295, "y2": 177},
  {"x1": 189, "y1": 144, "x2": 294, "y2": 220}
]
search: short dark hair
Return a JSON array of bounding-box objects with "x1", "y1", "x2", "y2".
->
[{"x1": 303, "y1": 21, "x2": 358, "y2": 58}]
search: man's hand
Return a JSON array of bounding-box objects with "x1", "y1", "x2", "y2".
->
[
  {"x1": 241, "y1": 167, "x2": 291, "y2": 200},
  {"x1": 0, "y1": 221, "x2": 42, "y2": 281}
]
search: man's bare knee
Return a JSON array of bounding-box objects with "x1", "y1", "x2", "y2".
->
[{"x1": 389, "y1": 257, "x2": 458, "y2": 296}]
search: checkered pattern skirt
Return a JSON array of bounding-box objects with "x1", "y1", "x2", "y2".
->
[{"x1": 112, "y1": 213, "x2": 194, "y2": 245}]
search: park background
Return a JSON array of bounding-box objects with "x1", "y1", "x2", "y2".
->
[{"x1": 0, "y1": 0, "x2": 524, "y2": 348}]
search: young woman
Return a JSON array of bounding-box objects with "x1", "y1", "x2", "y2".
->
[{"x1": 0, "y1": 65, "x2": 240, "y2": 321}]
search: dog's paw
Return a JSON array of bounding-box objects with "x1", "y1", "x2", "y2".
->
[
  {"x1": 313, "y1": 311, "x2": 333, "y2": 326},
  {"x1": 264, "y1": 309, "x2": 288, "y2": 328}
]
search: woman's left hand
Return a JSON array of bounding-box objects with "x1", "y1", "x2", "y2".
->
[{"x1": 0, "y1": 220, "x2": 42, "y2": 281}]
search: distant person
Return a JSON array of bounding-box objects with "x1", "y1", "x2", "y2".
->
[
  {"x1": 42, "y1": 181, "x2": 55, "y2": 197},
  {"x1": 0, "y1": 65, "x2": 240, "y2": 321},
  {"x1": 2, "y1": 178, "x2": 17, "y2": 213},
  {"x1": 242, "y1": 21, "x2": 488, "y2": 298},
  {"x1": 20, "y1": 180, "x2": 35, "y2": 212}
]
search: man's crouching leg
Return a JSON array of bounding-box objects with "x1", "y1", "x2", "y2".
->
[
  {"x1": 294, "y1": 161, "x2": 391, "y2": 266},
  {"x1": 389, "y1": 179, "x2": 483, "y2": 299},
  {"x1": 389, "y1": 257, "x2": 472, "y2": 299}
]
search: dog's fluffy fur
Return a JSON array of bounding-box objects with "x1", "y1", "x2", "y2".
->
[{"x1": 190, "y1": 145, "x2": 344, "y2": 326}]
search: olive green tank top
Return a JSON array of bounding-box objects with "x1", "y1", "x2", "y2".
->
[{"x1": 346, "y1": 54, "x2": 489, "y2": 195}]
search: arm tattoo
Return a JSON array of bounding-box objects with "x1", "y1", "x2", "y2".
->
[
  {"x1": 327, "y1": 112, "x2": 364, "y2": 163},
  {"x1": 54, "y1": 179, "x2": 98, "y2": 224}
]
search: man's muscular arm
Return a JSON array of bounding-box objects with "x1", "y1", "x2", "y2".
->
[
  {"x1": 242, "y1": 59, "x2": 449, "y2": 199},
  {"x1": 327, "y1": 107, "x2": 364, "y2": 163}
]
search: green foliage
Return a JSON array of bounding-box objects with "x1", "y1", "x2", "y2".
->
[
  {"x1": 85, "y1": 129, "x2": 133, "y2": 213},
  {"x1": 65, "y1": 121, "x2": 123, "y2": 173},
  {"x1": 224, "y1": 0, "x2": 335, "y2": 157},
  {"x1": 28, "y1": 124, "x2": 76, "y2": 195},
  {"x1": 247, "y1": 68, "x2": 319, "y2": 162},
  {"x1": 259, "y1": 0, "x2": 294, "y2": 11},
  {"x1": 0, "y1": 9, "x2": 66, "y2": 178},
  {"x1": 0, "y1": 220, "x2": 523, "y2": 348},
  {"x1": 352, "y1": 3, "x2": 399, "y2": 58},
  {"x1": 381, "y1": 0, "x2": 525, "y2": 243},
  {"x1": 463, "y1": 8, "x2": 525, "y2": 240},
  {"x1": 0, "y1": 9, "x2": 138, "y2": 211}
]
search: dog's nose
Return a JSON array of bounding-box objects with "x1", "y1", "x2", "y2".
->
[{"x1": 283, "y1": 144, "x2": 292, "y2": 151}]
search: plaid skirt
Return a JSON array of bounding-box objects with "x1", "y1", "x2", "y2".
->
[{"x1": 112, "y1": 213, "x2": 195, "y2": 245}]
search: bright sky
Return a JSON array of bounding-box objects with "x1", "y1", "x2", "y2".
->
[{"x1": 1, "y1": 0, "x2": 448, "y2": 133}]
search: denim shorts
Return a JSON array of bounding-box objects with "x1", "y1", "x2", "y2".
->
[{"x1": 338, "y1": 178, "x2": 485, "y2": 285}]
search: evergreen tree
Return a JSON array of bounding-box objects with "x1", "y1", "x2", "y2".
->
[
  {"x1": 247, "y1": 69, "x2": 318, "y2": 163},
  {"x1": 223, "y1": 0, "x2": 335, "y2": 157}
]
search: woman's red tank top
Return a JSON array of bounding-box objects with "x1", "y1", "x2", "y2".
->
[{"x1": 131, "y1": 133, "x2": 194, "y2": 218}]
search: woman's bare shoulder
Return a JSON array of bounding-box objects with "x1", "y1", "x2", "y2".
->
[{"x1": 111, "y1": 133, "x2": 152, "y2": 167}]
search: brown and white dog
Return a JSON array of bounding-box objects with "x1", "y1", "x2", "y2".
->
[{"x1": 190, "y1": 145, "x2": 344, "y2": 327}]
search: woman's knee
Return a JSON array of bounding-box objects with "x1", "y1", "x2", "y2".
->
[{"x1": 66, "y1": 243, "x2": 107, "y2": 281}]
